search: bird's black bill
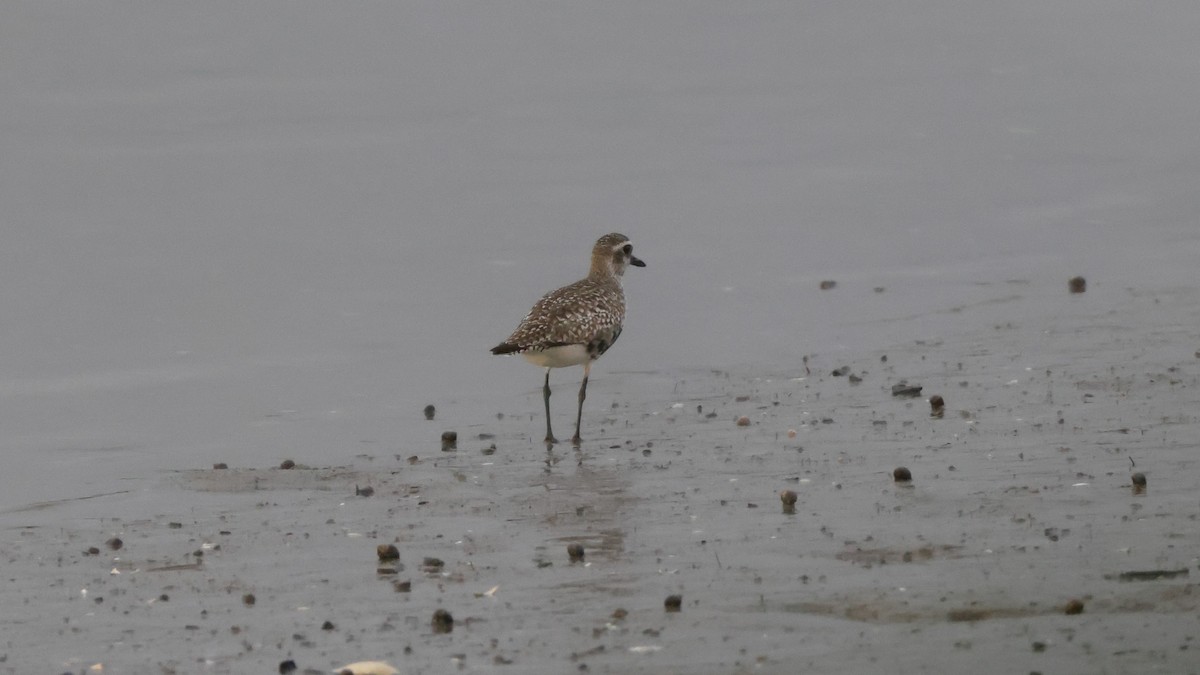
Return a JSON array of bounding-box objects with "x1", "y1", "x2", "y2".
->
[{"x1": 630, "y1": 256, "x2": 646, "y2": 267}]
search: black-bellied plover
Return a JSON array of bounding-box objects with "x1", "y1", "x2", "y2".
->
[{"x1": 491, "y1": 233, "x2": 645, "y2": 445}]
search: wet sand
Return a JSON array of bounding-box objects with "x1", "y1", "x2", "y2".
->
[{"x1": 5, "y1": 278, "x2": 1198, "y2": 675}]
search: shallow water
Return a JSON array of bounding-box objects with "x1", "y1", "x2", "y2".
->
[{"x1": 2, "y1": 3, "x2": 1199, "y2": 673}]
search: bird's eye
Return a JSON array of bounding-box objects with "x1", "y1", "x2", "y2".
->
[{"x1": 622, "y1": 244, "x2": 632, "y2": 254}]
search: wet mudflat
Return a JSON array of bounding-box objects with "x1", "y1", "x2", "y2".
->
[
  {"x1": 6, "y1": 5, "x2": 1200, "y2": 672},
  {"x1": 4, "y1": 278, "x2": 1198, "y2": 675}
]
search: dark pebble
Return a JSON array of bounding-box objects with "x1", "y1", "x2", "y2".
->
[
  {"x1": 1068, "y1": 276, "x2": 1086, "y2": 294},
  {"x1": 242, "y1": 593, "x2": 255, "y2": 606},
  {"x1": 736, "y1": 416, "x2": 751, "y2": 427},
  {"x1": 831, "y1": 366, "x2": 850, "y2": 377},
  {"x1": 212, "y1": 462, "x2": 228, "y2": 470},
  {"x1": 377, "y1": 544, "x2": 400, "y2": 561},
  {"x1": 819, "y1": 280, "x2": 837, "y2": 290},
  {"x1": 86, "y1": 547, "x2": 100, "y2": 556},
  {"x1": 891, "y1": 381, "x2": 923, "y2": 398},
  {"x1": 893, "y1": 467, "x2": 913, "y2": 483},
  {"x1": 431, "y1": 608, "x2": 454, "y2": 633},
  {"x1": 279, "y1": 659, "x2": 297, "y2": 674},
  {"x1": 1032, "y1": 641, "x2": 1046, "y2": 653},
  {"x1": 567, "y1": 543, "x2": 585, "y2": 562},
  {"x1": 355, "y1": 485, "x2": 375, "y2": 497},
  {"x1": 422, "y1": 557, "x2": 445, "y2": 572},
  {"x1": 1131, "y1": 472, "x2": 1147, "y2": 487},
  {"x1": 106, "y1": 537, "x2": 123, "y2": 551},
  {"x1": 279, "y1": 459, "x2": 295, "y2": 470},
  {"x1": 481, "y1": 443, "x2": 497, "y2": 456},
  {"x1": 168, "y1": 522, "x2": 182, "y2": 529},
  {"x1": 424, "y1": 404, "x2": 436, "y2": 420},
  {"x1": 1064, "y1": 599, "x2": 1084, "y2": 615},
  {"x1": 930, "y1": 395, "x2": 945, "y2": 418},
  {"x1": 664, "y1": 594, "x2": 683, "y2": 612},
  {"x1": 441, "y1": 431, "x2": 458, "y2": 451},
  {"x1": 393, "y1": 580, "x2": 412, "y2": 592},
  {"x1": 321, "y1": 620, "x2": 336, "y2": 631}
]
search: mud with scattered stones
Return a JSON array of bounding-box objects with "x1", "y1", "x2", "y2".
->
[{"x1": 3, "y1": 279, "x2": 1199, "y2": 675}]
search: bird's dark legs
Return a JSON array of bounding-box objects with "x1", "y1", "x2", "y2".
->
[
  {"x1": 543, "y1": 368, "x2": 558, "y2": 444},
  {"x1": 572, "y1": 363, "x2": 590, "y2": 446}
]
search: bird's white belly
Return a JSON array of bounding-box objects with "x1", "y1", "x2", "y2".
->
[{"x1": 523, "y1": 344, "x2": 591, "y2": 368}]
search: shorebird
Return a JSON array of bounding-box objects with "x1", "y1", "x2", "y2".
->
[{"x1": 491, "y1": 233, "x2": 645, "y2": 445}]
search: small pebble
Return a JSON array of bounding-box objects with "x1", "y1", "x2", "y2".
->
[
  {"x1": 355, "y1": 485, "x2": 375, "y2": 497},
  {"x1": 930, "y1": 394, "x2": 945, "y2": 418},
  {"x1": 481, "y1": 443, "x2": 497, "y2": 456},
  {"x1": 780, "y1": 490, "x2": 798, "y2": 514},
  {"x1": 423, "y1": 404, "x2": 436, "y2": 420},
  {"x1": 322, "y1": 620, "x2": 336, "y2": 631},
  {"x1": 278, "y1": 659, "x2": 297, "y2": 674},
  {"x1": 377, "y1": 544, "x2": 400, "y2": 561},
  {"x1": 1068, "y1": 276, "x2": 1086, "y2": 294},
  {"x1": 787, "y1": 428, "x2": 797, "y2": 438},
  {"x1": 431, "y1": 608, "x2": 454, "y2": 633},
  {"x1": 441, "y1": 431, "x2": 458, "y2": 451},
  {"x1": 891, "y1": 382, "x2": 923, "y2": 398},
  {"x1": 279, "y1": 459, "x2": 295, "y2": 470},
  {"x1": 212, "y1": 462, "x2": 228, "y2": 470},
  {"x1": 736, "y1": 416, "x2": 751, "y2": 427},
  {"x1": 567, "y1": 543, "x2": 586, "y2": 562},
  {"x1": 1131, "y1": 472, "x2": 1147, "y2": 495},
  {"x1": 106, "y1": 537, "x2": 123, "y2": 551},
  {"x1": 893, "y1": 467, "x2": 913, "y2": 483},
  {"x1": 242, "y1": 593, "x2": 255, "y2": 606},
  {"x1": 664, "y1": 594, "x2": 683, "y2": 612},
  {"x1": 392, "y1": 580, "x2": 412, "y2": 593},
  {"x1": 85, "y1": 547, "x2": 100, "y2": 556},
  {"x1": 819, "y1": 280, "x2": 837, "y2": 290},
  {"x1": 1064, "y1": 599, "x2": 1084, "y2": 615}
]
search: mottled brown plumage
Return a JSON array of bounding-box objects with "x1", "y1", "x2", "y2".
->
[{"x1": 491, "y1": 233, "x2": 645, "y2": 444}]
